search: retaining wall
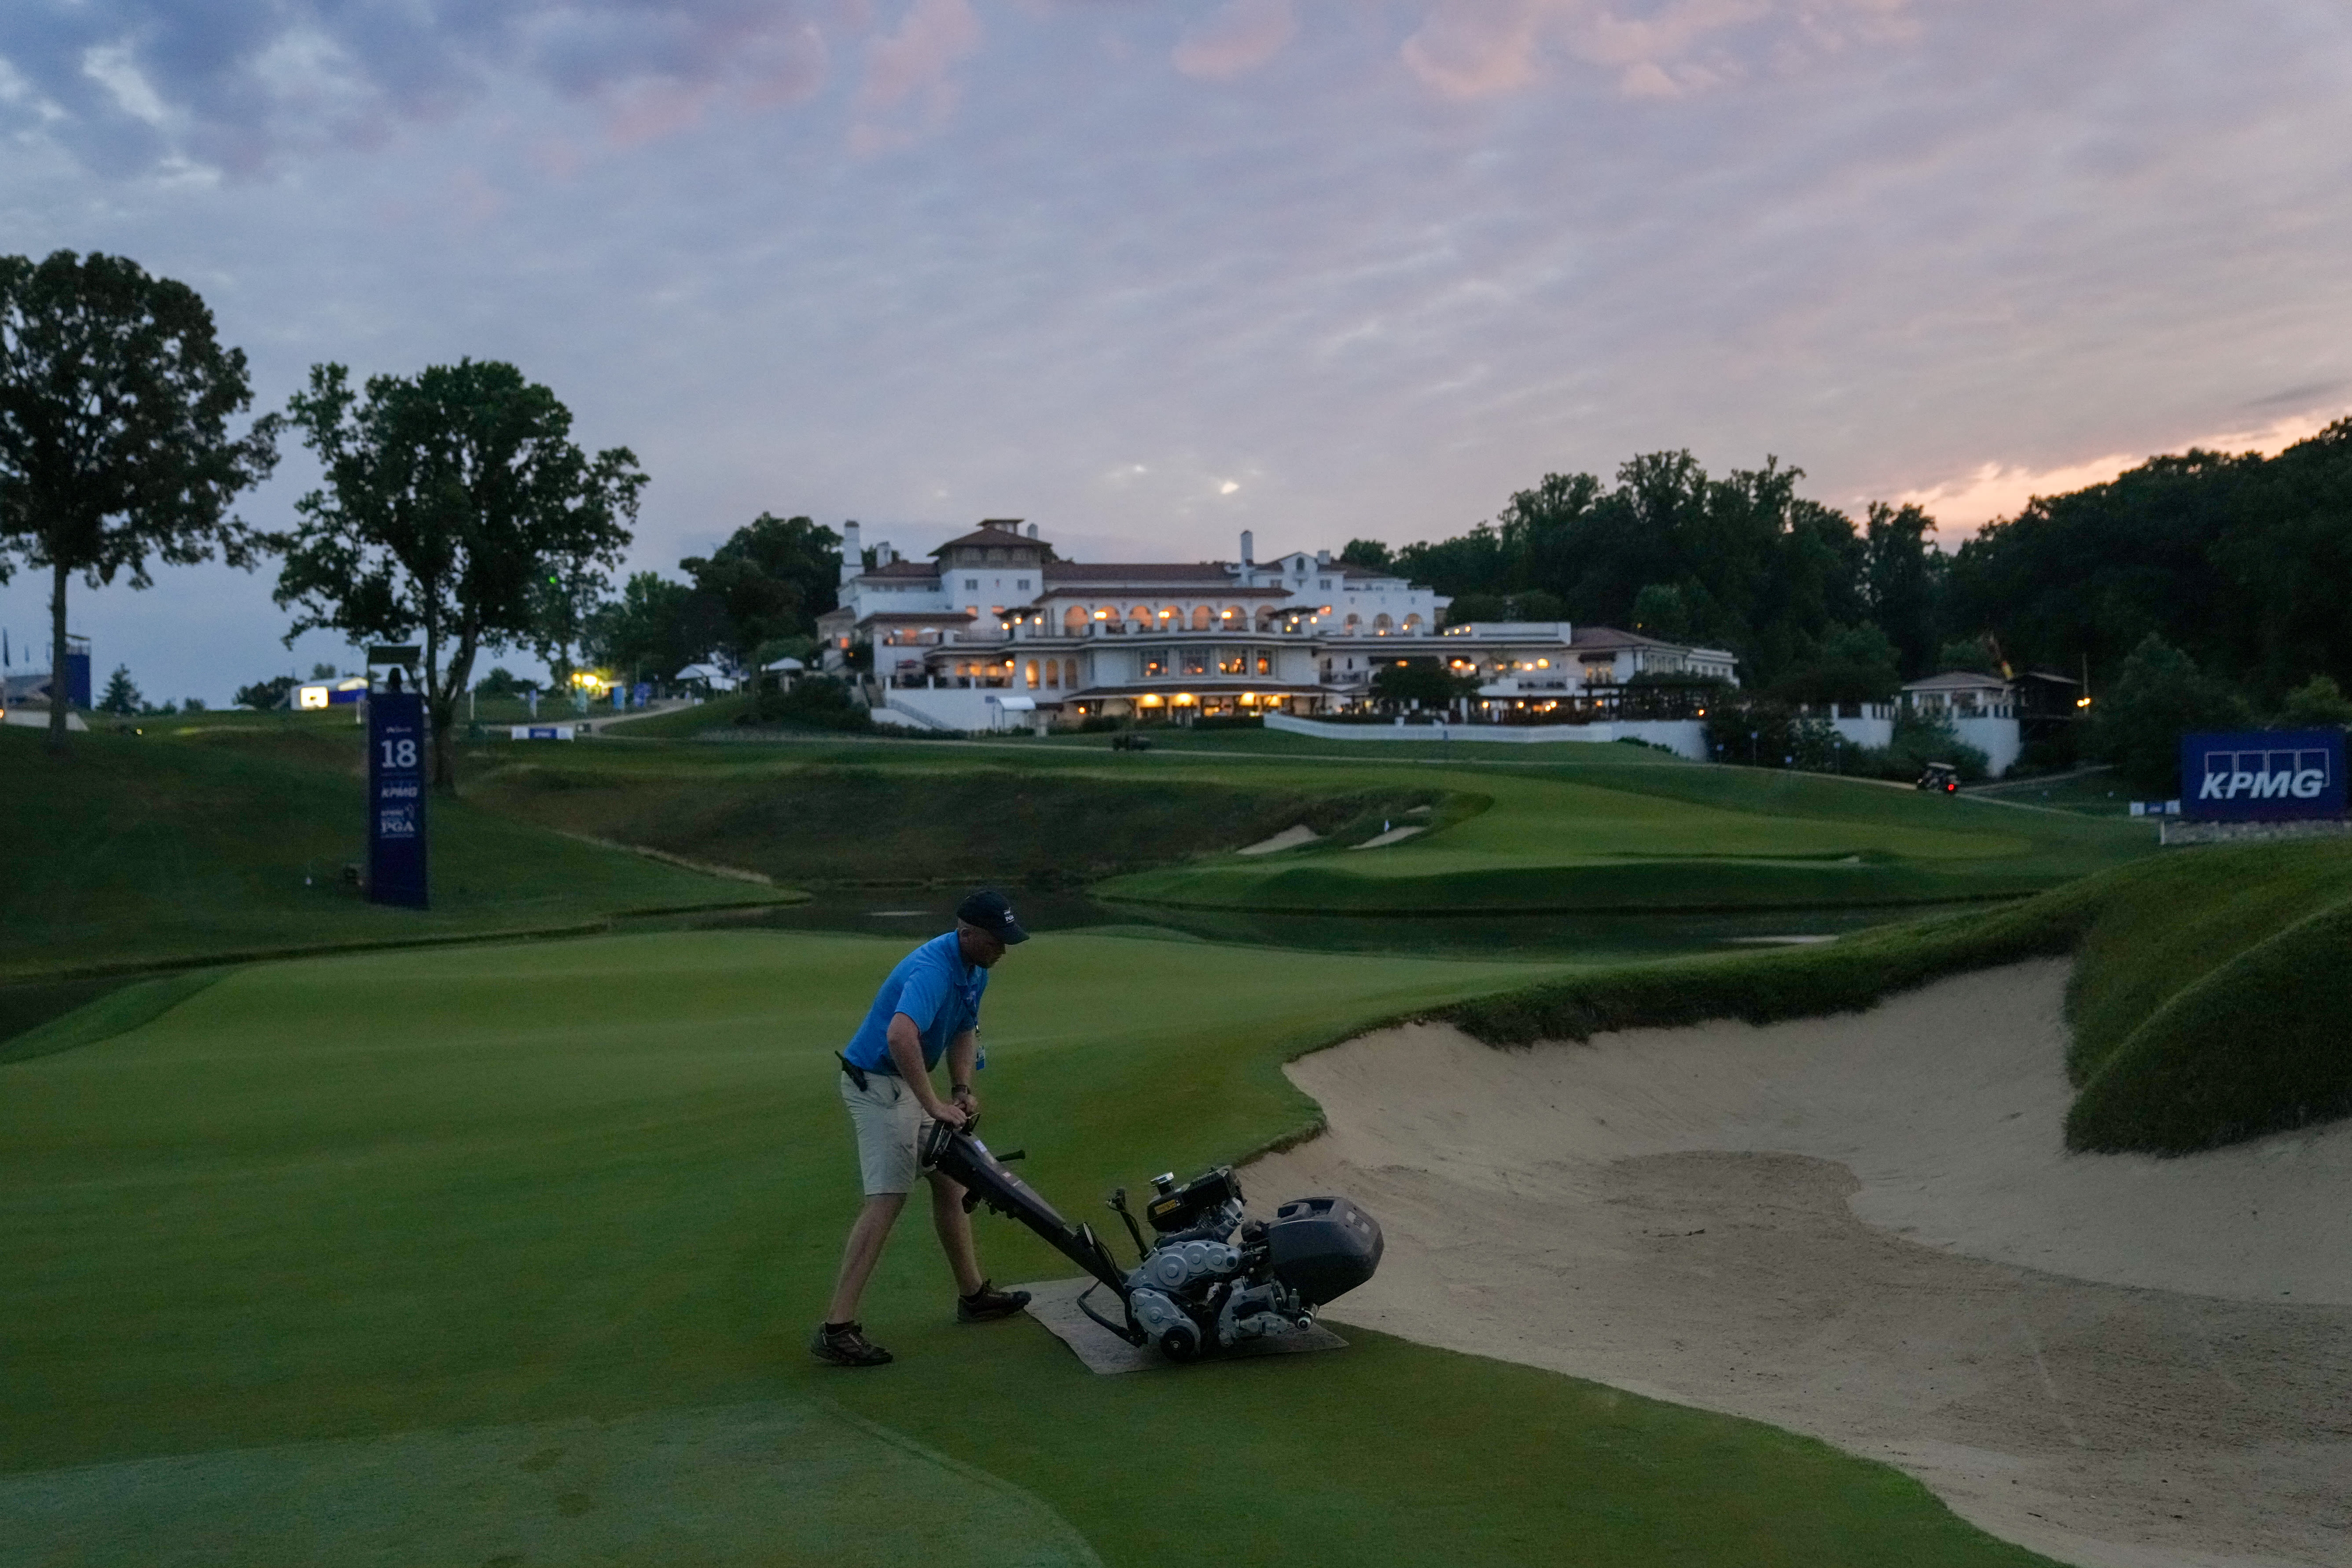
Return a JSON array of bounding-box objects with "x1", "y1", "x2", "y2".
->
[{"x1": 1266, "y1": 712, "x2": 1709, "y2": 761}]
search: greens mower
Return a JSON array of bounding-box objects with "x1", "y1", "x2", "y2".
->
[{"x1": 922, "y1": 1119, "x2": 1382, "y2": 1364}]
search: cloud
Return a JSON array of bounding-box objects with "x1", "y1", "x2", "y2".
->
[
  {"x1": 850, "y1": 0, "x2": 981, "y2": 151},
  {"x1": 1172, "y1": 0, "x2": 1298, "y2": 81},
  {"x1": 1399, "y1": 0, "x2": 1910, "y2": 101},
  {"x1": 0, "y1": 1, "x2": 837, "y2": 174},
  {"x1": 1896, "y1": 406, "x2": 2352, "y2": 534}
]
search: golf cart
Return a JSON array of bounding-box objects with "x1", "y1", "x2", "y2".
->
[{"x1": 1916, "y1": 761, "x2": 1960, "y2": 794}]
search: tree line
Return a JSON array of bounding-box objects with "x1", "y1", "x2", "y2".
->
[
  {"x1": 2, "y1": 250, "x2": 842, "y2": 788},
  {"x1": 1345, "y1": 430, "x2": 2352, "y2": 784}
]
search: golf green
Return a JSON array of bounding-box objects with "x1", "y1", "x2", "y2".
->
[{"x1": 1, "y1": 929, "x2": 2054, "y2": 1567}]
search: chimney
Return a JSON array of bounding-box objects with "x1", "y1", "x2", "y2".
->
[
  {"x1": 1026, "y1": 523, "x2": 1038, "y2": 539},
  {"x1": 841, "y1": 521, "x2": 861, "y2": 585},
  {"x1": 1241, "y1": 530, "x2": 1254, "y2": 566},
  {"x1": 1316, "y1": 548, "x2": 1331, "y2": 568}
]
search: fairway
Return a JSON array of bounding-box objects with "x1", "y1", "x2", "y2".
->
[{"x1": 1, "y1": 929, "x2": 2056, "y2": 1568}]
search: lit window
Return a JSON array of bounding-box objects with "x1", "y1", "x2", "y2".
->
[{"x1": 1145, "y1": 654, "x2": 1168, "y2": 677}]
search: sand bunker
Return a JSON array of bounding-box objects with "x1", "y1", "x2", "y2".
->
[
  {"x1": 1238, "y1": 824, "x2": 1322, "y2": 855},
  {"x1": 1252, "y1": 963, "x2": 2352, "y2": 1568}
]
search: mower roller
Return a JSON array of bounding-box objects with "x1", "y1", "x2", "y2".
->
[{"x1": 921, "y1": 1118, "x2": 1383, "y2": 1363}]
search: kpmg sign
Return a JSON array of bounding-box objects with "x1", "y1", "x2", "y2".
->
[
  {"x1": 367, "y1": 687, "x2": 430, "y2": 907},
  {"x1": 2179, "y1": 729, "x2": 2347, "y2": 823}
]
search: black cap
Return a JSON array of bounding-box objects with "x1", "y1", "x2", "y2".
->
[{"x1": 956, "y1": 889, "x2": 1029, "y2": 945}]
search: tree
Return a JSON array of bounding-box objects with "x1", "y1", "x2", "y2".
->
[
  {"x1": 1860, "y1": 501, "x2": 1943, "y2": 677},
  {"x1": 582, "y1": 570, "x2": 700, "y2": 683},
  {"x1": 234, "y1": 674, "x2": 296, "y2": 710},
  {"x1": 474, "y1": 665, "x2": 524, "y2": 698},
  {"x1": 1630, "y1": 584, "x2": 1692, "y2": 641},
  {"x1": 0, "y1": 251, "x2": 278, "y2": 751},
  {"x1": 96, "y1": 663, "x2": 140, "y2": 715},
  {"x1": 273, "y1": 360, "x2": 643, "y2": 790},
  {"x1": 1937, "y1": 635, "x2": 2001, "y2": 675},
  {"x1": 1772, "y1": 623, "x2": 1902, "y2": 706},
  {"x1": 1338, "y1": 538, "x2": 1393, "y2": 570},
  {"x1": 2277, "y1": 674, "x2": 2352, "y2": 729},
  {"x1": 2087, "y1": 635, "x2": 2249, "y2": 797},
  {"x1": 1371, "y1": 657, "x2": 1477, "y2": 710},
  {"x1": 529, "y1": 553, "x2": 609, "y2": 693},
  {"x1": 677, "y1": 513, "x2": 842, "y2": 677}
]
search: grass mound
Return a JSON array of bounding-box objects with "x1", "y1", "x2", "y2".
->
[
  {"x1": 1101, "y1": 761, "x2": 2144, "y2": 914},
  {"x1": 470, "y1": 763, "x2": 1435, "y2": 886},
  {"x1": 1438, "y1": 837, "x2": 2352, "y2": 1153},
  {"x1": 0, "y1": 725, "x2": 789, "y2": 986},
  {"x1": 2066, "y1": 895, "x2": 2352, "y2": 1153}
]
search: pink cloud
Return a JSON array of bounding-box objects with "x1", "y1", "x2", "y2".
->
[
  {"x1": 1895, "y1": 407, "x2": 2352, "y2": 534},
  {"x1": 858, "y1": 0, "x2": 982, "y2": 111},
  {"x1": 1398, "y1": 0, "x2": 1908, "y2": 101},
  {"x1": 1172, "y1": 0, "x2": 1301, "y2": 81}
]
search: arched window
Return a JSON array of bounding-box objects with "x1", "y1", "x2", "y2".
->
[
  {"x1": 1064, "y1": 659, "x2": 1079, "y2": 690},
  {"x1": 1344, "y1": 614, "x2": 1361, "y2": 633},
  {"x1": 1191, "y1": 606, "x2": 1212, "y2": 630},
  {"x1": 1128, "y1": 605, "x2": 1152, "y2": 629},
  {"x1": 1374, "y1": 614, "x2": 1393, "y2": 633},
  {"x1": 1025, "y1": 661, "x2": 1040, "y2": 690},
  {"x1": 1063, "y1": 606, "x2": 1087, "y2": 634},
  {"x1": 1401, "y1": 614, "x2": 1420, "y2": 633}
]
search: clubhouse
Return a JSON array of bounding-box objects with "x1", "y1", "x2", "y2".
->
[{"x1": 815, "y1": 520, "x2": 1738, "y2": 731}]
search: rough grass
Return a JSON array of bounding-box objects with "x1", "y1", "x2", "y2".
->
[
  {"x1": 467, "y1": 763, "x2": 1437, "y2": 886},
  {"x1": 0, "y1": 725, "x2": 790, "y2": 985},
  {"x1": 2066, "y1": 896, "x2": 2352, "y2": 1152},
  {"x1": 1440, "y1": 838, "x2": 2352, "y2": 1154},
  {"x1": 0, "y1": 931, "x2": 2056, "y2": 1568}
]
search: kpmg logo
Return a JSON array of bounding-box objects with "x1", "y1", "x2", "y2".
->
[{"x1": 2180, "y1": 729, "x2": 2348, "y2": 822}]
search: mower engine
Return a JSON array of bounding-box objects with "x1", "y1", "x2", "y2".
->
[{"x1": 922, "y1": 1123, "x2": 1383, "y2": 1363}]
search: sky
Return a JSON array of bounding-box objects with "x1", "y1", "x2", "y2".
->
[{"x1": 4, "y1": 0, "x2": 2349, "y2": 704}]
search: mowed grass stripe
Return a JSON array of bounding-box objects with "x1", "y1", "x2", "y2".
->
[{"x1": 3, "y1": 930, "x2": 2054, "y2": 1567}]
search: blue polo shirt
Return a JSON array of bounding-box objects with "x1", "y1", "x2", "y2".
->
[{"x1": 842, "y1": 931, "x2": 987, "y2": 1075}]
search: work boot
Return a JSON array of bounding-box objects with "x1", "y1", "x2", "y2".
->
[
  {"x1": 956, "y1": 1280, "x2": 1032, "y2": 1323},
  {"x1": 809, "y1": 1321, "x2": 893, "y2": 1366}
]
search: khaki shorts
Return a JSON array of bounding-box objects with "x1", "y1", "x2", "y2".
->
[{"x1": 840, "y1": 1069, "x2": 936, "y2": 1197}]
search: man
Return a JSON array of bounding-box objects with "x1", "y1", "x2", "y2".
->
[{"x1": 812, "y1": 889, "x2": 1034, "y2": 1367}]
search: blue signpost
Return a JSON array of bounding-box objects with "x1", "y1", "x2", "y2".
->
[
  {"x1": 367, "y1": 688, "x2": 430, "y2": 907},
  {"x1": 2179, "y1": 729, "x2": 2347, "y2": 823}
]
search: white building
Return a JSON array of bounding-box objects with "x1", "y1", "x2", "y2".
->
[{"x1": 815, "y1": 519, "x2": 1738, "y2": 731}]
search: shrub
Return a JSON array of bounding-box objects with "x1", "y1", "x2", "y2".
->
[
  {"x1": 2086, "y1": 635, "x2": 2248, "y2": 796},
  {"x1": 741, "y1": 675, "x2": 871, "y2": 732}
]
